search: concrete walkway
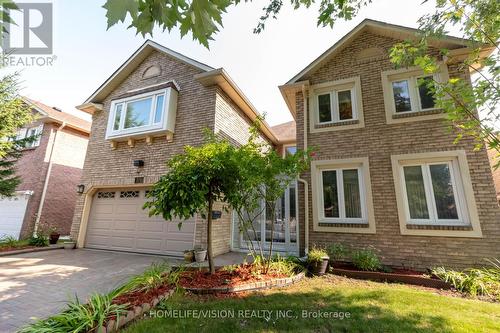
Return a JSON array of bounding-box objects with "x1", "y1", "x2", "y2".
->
[{"x1": 0, "y1": 249, "x2": 180, "y2": 332}]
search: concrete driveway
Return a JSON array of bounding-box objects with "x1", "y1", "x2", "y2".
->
[{"x1": 0, "y1": 249, "x2": 179, "y2": 332}]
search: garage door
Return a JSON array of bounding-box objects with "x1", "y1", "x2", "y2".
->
[
  {"x1": 0, "y1": 191, "x2": 31, "y2": 239},
  {"x1": 85, "y1": 189, "x2": 195, "y2": 256}
]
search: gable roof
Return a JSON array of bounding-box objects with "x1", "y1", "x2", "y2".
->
[
  {"x1": 286, "y1": 19, "x2": 472, "y2": 84},
  {"x1": 23, "y1": 97, "x2": 91, "y2": 134},
  {"x1": 80, "y1": 40, "x2": 213, "y2": 109},
  {"x1": 271, "y1": 120, "x2": 296, "y2": 144}
]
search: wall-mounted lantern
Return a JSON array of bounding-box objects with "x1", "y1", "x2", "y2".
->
[{"x1": 77, "y1": 184, "x2": 85, "y2": 194}]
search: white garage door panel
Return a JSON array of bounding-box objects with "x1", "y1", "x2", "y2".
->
[
  {"x1": 85, "y1": 189, "x2": 195, "y2": 256},
  {"x1": 0, "y1": 192, "x2": 31, "y2": 239}
]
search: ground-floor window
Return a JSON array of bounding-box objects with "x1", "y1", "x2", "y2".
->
[{"x1": 391, "y1": 151, "x2": 482, "y2": 237}]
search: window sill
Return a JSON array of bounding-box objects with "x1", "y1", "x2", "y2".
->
[
  {"x1": 392, "y1": 109, "x2": 443, "y2": 119},
  {"x1": 315, "y1": 119, "x2": 359, "y2": 129},
  {"x1": 318, "y1": 222, "x2": 369, "y2": 228},
  {"x1": 406, "y1": 223, "x2": 472, "y2": 231}
]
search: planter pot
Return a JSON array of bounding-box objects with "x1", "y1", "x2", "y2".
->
[
  {"x1": 63, "y1": 242, "x2": 76, "y2": 249},
  {"x1": 184, "y1": 251, "x2": 194, "y2": 263},
  {"x1": 310, "y1": 257, "x2": 329, "y2": 276},
  {"x1": 49, "y1": 233, "x2": 60, "y2": 245},
  {"x1": 194, "y1": 250, "x2": 207, "y2": 263}
]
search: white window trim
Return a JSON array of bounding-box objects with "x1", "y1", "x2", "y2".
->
[
  {"x1": 311, "y1": 157, "x2": 376, "y2": 234},
  {"x1": 16, "y1": 124, "x2": 43, "y2": 148},
  {"x1": 382, "y1": 64, "x2": 450, "y2": 124},
  {"x1": 318, "y1": 166, "x2": 367, "y2": 224},
  {"x1": 105, "y1": 87, "x2": 177, "y2": 141},
  {"x1": 391, "y1": 150, "x2": 482, "y2": 237},
  {"x1": 282, "y1": 144, "x2": 297, "y2": 158},
  {"x1": 309, "y1": 76, "x2": 364, "y2": 133}
]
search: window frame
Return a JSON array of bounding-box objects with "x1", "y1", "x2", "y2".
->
[
  {"x1": 391, "y1": 151, "x2": 482, "y2": 238},
  {"x1": 15, "y1": 124, "x2": 43, "y2": 148},
  {"x1": 309, "y1": 76, "x2": 364, "y2": 132},
  {"x1": 382, "y1": 64, "x2": 449, "y2": 124},
  {"x1": 311, "y1": 157, "x2": 376, "y2": 234},
  {"x1": 398, "y1": 159, "x2": 467, "y2": 226},
  {"x1": 389, "y1": 74, "x2": 439, "y2": 115},
  {"x1": 318, "y1": 166, "x2": 367, "y2": 224},
  {"x1": 105, "y1": 86, "x2": 177, "y2": 141}
]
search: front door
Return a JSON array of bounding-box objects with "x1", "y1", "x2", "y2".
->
[{"x1": 235, "y1": 182, "x2": 298, "y2": 255}]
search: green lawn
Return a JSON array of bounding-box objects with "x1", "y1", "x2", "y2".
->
[{"x1": 123, "y1": 275, "x2": 500, "y2": 333}]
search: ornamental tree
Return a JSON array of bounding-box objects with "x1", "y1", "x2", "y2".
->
[{"x1": 143, "y1": 131, "x2": 240, "y2": 273}]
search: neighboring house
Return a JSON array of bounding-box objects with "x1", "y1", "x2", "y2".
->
[
  {"x1": 279, "y1": 19, "x2": 500, "y2": 269},
  {"x1": 70, "y1": 40, "x2": 280, "y2": 257},
  {"x1": 0, "y1": 98, "x2": 90, "y2": 239}
]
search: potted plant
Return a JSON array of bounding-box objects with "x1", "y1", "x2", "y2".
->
[
  {"x1": 63, "y1": 239, "x2": 76, "y2": 249},
  {"x1": 308, "y1": 247, "x2": 330, "y2": 276},
  {"x1": 48, "y1": 227, "x2": 60, "y2": 245},
  {"x1": 183, "y1": 249, "x2": 194, "y2": 263},
  {"x1": 194, "y1": 247, "x2": 207, "y2": 263}
]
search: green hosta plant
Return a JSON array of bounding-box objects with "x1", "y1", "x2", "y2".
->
[{"x1": 351, "y1": 248, "x2": 382, "y2": 271}]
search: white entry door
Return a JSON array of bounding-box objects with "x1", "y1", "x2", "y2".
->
[
  {"x1": 0, "y1": 192, "x2": 31, "y2": 239},
  {"x1": 235, "y1": 182, "x2": 299, "y2": 254}
]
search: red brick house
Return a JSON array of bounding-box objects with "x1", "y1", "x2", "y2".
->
[{"x1": 0, "y1": 98, "x2": 90, "y2": 239}]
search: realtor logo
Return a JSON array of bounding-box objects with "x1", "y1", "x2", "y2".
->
[{"x1": 2, "y1": 2, "x2": 53, "y2": 54}]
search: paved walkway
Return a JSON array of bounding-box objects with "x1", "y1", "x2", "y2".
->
[{"x1": 0, "y1": 249, "x2": 181, "y2": 332}]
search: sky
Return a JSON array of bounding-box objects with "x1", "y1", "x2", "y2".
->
[{"x1": 2, "y1": 0, "x2": 443, "y2": 125}]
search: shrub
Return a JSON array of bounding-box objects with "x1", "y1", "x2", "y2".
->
[
  {"x1": 351, "y1": 248, "x2": 382, "y2": 271},
  {"x1": 0, "y1": 236, "x2": 19, "y2": 248},
  {"x1": 251, "y1": 254, "x2": 303, "y2": 276},
  {"x1": 19, "y1": 293, "x2": 127, "y2": 333},
  {"x1": 432, "y1": 259, "x2": 500, "y2": 300},
  {"x1": 308, "y1": 247, "x2": 329, "y2": 263},
  {"x1": 327, "y1": 243, "x2": 348, "y2": 262},
  {"x1": 28, "y1": 235, "x2": 49, "y2": 247}
]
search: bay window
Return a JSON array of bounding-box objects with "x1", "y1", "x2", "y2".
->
[{"x1": 106, "y1": 85, "x2": 177, "y2": 140}]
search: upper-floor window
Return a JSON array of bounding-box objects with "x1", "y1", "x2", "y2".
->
[
  {"x1": 391, "y1": 75, "x2": 436, "y2": 113},
  {"x1": 310, "y1": 76, "x2": 364, "y2": 132},
  {"x1": 15, "y1": 125, "x2": 43, "y2": 148},
  {"x1": 283, "y1": 145, "x2": 297, "y2": 157},
  {"x1": 106, "y1": 85, "x2": 178, "y2": 141},
  {"x1": 382, "y1": 65, "x2": 449, "y2": 124}
]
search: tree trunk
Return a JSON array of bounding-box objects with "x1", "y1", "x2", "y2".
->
[{"x1": 207, "y1": 196, "x2": 215, "y2": 274}]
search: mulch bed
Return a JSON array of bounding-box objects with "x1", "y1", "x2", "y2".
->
[
  {"x1": 0, "y1": 245, "x2": 36, "y2": 253},
  {"x1": 113, "y1": 284, "x2": 173, "y2": 310},
  {"x1": 179, "y1": 264, "x2": 288, "y2": 289},
  {"x1": 329, "y1": 262, "x2": 451, "y2": 289}
]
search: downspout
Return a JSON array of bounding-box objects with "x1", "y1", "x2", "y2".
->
[
  {"x1": 297, "y1": 85, "x2": 310, "y2": 255},
  {"x1": 33, "y1": 122, "x2": 66, "y2": 236}
]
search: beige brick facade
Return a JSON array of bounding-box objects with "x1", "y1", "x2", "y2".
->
[
  {"x1": 293, "y1": 31, "x2": 500, "y2": 270},
  {"x1": 70, "y1": 50, "x2": 266, "y2": 257}
]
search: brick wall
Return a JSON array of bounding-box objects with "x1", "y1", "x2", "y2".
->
[
  {"x1": 295, "y1": 31, "x2": 500, "y2": 270},
  {"x1": 17, "y1": 120, "x2": 51, "y2": 238},
  {"x1": 39, "y1": 126, "x2": 89, "y2": 235},
  {"x1": 70, "y1": 51, "x2": 263, "y2": 257}
]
